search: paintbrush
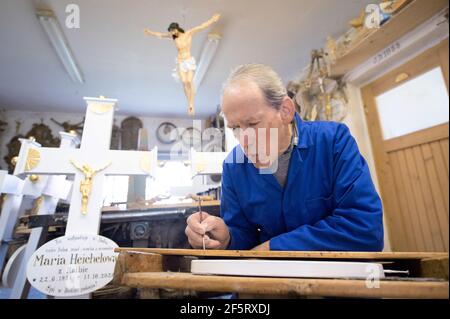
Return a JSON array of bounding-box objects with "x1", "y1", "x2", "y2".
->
[{"x1": 186, "y1": 194, "x2": 214, "y2": 249}]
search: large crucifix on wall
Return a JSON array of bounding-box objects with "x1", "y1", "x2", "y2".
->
[{"x1": 144, "y1": 13, "x2": 220, "y2": 116}]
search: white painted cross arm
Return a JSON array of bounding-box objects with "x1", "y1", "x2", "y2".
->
[
  {"x1": 189, "y1": 148, "x2": 228, "y2": 177},
  {"x1": 0, "y1": 171, "x2": 25, "y2": 195},
  {"x1": 13, "y1": 142, "x2": 158, "y2": 178}
]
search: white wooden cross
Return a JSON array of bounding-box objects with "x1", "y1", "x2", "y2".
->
[
  {"x1": 13, "y1": 97, "x2": 158, "y2": 236},
  {"x1": 6, "y1": 132, "x2": 78, "y2": 299},
  {"x1": 0, "y1": 170, "x2": 26, "y2": 272},
  {"x1": 0, "y1": 133, "x2": 74, "y2": 278},
  {"x1": 170, "y1": 148, "x2": 228, "y2": 197},
  {"x1": 189, "y1": 148, "x2": 228, "y2": 178}
]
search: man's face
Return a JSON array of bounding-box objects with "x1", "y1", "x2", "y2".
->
[{"x1": 222, "y1": 80, "x2": 288, "y2": 168}]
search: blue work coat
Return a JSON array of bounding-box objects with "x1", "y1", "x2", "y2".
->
[{"x1": 220, "y1": 113, "x2": 384, "y2": 251}]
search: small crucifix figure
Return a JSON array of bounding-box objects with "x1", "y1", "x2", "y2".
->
[
  {"x1": 144, "y1": 13, "x2": 220, "y2": 116},
  {"x1": 70, "y1": 160, "x2": 111, "y2": 215}
]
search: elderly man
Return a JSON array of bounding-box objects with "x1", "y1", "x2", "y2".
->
[{"x1": 185, "y1": 64, "x2": 384, "y2": 251}]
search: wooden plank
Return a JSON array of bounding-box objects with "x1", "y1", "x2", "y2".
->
[
  {"x1": 384, "y1": 123, "x2": 449, "y2": 152},
  {"x1": 121, "y1": 272, "x2": 449, "y2": 299},
  {"x1": 430, "y1": 141, "x2": 449, "y2": 212},
  {"x1": 370, "y1": 40, "x2": 442, "y2": 96},
  {"x1": 421, "y1": 144, "x2": 449, "y2": 251},
  {"x1": 396, "y1": 150, "x2": 427, "y2": 251},
  {"x1": 420, "y1": 257, "x2": 449, "y2": 280},
  {"x1": 330, "y1": 0, "x2": 449, "y2": 77},
  {"x1": 440, "y1": 138, "x2": 449, "y2": 176},
  {"x1": 103, "y1": 200, "x2": 220, "y2": 213},
  {"x1": 114, "y1": 248, "x2": 448, "y2": 260},
  {"x1": 361, "y1": 86, "x2": 404, "y2": 251},
  {"x1": 387, "y1": 151, "x2": 416, "y2": 251},
  {"x1": 404, "y1": 147, "x2": 435, "y2": 251},
  {"x1": 113, "y1": 251, "x2": 162, "y2": 286},
  {"x1": 412, "y1": 145, "x2": 446, "y2": 251}
]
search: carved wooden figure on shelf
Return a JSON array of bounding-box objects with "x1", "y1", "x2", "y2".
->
[
  {"x1": 51, "y1": 118, "x2": 84, "y2": 135},
  {"x1": 4, "y1": 122, "x2": 59, "y2": 173},
  {"x1": 27, "y1": 122, "x2": 60, "y2": 147}
]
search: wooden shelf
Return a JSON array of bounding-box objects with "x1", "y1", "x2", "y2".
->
[
  {"x1": 102, "y1": 199, "x2": 220, "y2": 213},
  {"x1": 114, "y1": 247, "x2": 449, "y2": 260},
  {"x1": 330, "y1": 0, "x2": 448, "y2": 77},
  {"x1": 122, "y1": 272, "x2": 449, "y2": 299}
]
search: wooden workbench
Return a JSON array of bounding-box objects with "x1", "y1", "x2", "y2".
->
[
  {"x1": 112, "y1": 248, "x2": 449, "y2": 299},
  {"x1": 102, "y1": 200, "x2": 221, "y2": 213}
]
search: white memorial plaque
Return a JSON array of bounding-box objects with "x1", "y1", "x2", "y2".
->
[{"x1": 26, "y1": 234, "x2": 118, "y2": 297}]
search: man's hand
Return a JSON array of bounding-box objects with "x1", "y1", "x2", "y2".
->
[{"x1": 185, "y1": 212, "x2": 230, "y2": 249}]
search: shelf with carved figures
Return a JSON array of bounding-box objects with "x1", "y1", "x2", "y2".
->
[{"x1": 329, "y1": 0, "x2": 448, "y2": 77}]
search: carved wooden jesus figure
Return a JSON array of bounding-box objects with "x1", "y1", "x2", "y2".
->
[{"x1": 144, "y1": 14, "x2": 220, "y2": 116}]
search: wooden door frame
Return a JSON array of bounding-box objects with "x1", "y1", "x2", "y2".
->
[{"x1": 361, "y1": 38, "x2": 449, "y2": 251}]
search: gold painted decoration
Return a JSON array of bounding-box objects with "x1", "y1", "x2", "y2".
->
[
  {"x1": 29, "y1": 174, "x2": 40, "y2": 183},
  {"x1": 89, "y1": 103, "x2": 113, "y2": 115},
  {"x1": 25, "y1": 148, "x2": 41, "y2": 171},
  {"x1": 70, "y1": 160, "x2": 111, "y2": 215},
  {"x1": 195, "y1": 154, "x2": 206, "y2": 174},
  {"x1": 139, "y1": 154, "x2": 153, "y2": 175},
  {"x1": 380, "y1": 0, "x2": 409, "y2": 14},
  {"x1": 349, "y1": 10, "x2": 366, "y2": 29},
  {"x1": 31, "y1": 196, "x2": 44, "y2": 215},
  {"x1": 10, "y1": 156, "x2": 18, "y2": 167},
  {"x1": 395, "y1": 72, "x2": 409, "y2": 83}
]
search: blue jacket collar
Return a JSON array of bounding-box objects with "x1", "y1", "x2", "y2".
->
[{"x1": 293, "y1": 112, "x2": 313, "y2": 149}]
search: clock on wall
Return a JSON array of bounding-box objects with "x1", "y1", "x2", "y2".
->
[{"x1": 156, "y1": 122, "x2": 179, "y2": 144}]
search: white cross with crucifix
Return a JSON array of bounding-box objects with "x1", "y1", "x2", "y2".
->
[
  {"x1": 0, "y1": 171, "x2": 27, "y2": 271},
  {"x1": 3, "y1": 132, "x2": 79, "y2": 299},
  {"x1": 13, "y1": 97, "x2": 158, "y2": 236},
  {"x1": 0, "y1": 133, "x2": 74, "y2": 277}
]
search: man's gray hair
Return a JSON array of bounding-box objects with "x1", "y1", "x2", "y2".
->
[{"x1": 221, "y1": 63, "x2": 287, "y2": 110}]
